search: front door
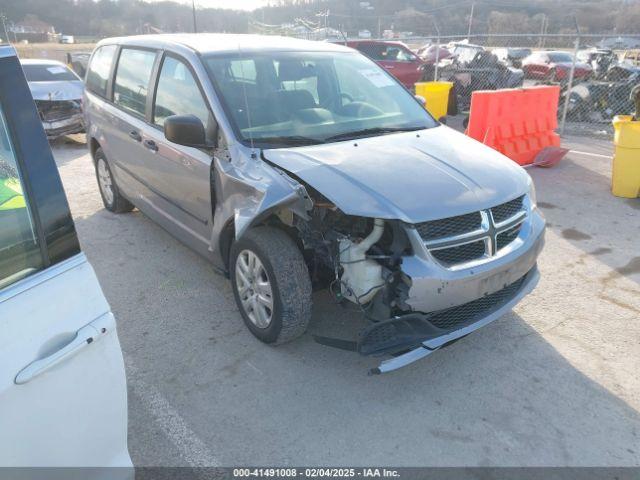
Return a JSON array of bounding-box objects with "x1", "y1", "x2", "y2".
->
[
  {"x1": 0, "y1": 45, "x2": 130, "y2": 468},
  {"x1": 140, "y1": 53, "x2": 215, "y2": 247}
]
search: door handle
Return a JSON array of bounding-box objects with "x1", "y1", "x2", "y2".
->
[
  {"x1": 129, "y1": 130, "x2": 142, "y2": 142},
  {"x1": 15, "y1": 315, "x2": 111, "y2": 385},
  {"x1": 143, "y1": 139, "x2": 158, "y2": 152},
  {"x1": 384, "y1": 65, "x2": 395, "y2": 69}
]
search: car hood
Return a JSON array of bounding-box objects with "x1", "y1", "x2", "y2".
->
[
  {"x1": 27, "y1": 80, "x2": 84, "y2": 101},
  {"x1": 263, "y1": 125, "x2": 530, "y2": 223}
]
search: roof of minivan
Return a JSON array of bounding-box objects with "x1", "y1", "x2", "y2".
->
[{"x1": 100, "y1": 34, "x2": 354, "y2": 55}]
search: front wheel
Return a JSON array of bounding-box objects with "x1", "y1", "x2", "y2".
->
[{"x1": 230, "y1": 226, "x2": 312, "y2": 344}]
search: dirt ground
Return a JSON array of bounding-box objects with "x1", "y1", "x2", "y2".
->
[{"x1": 49, "y1": 132, "x2": 639, "y2": 467}]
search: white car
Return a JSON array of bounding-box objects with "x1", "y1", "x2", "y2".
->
[
  {"x1": 0, "y1": 44, "x2": 131, "y2": 469},
  {"x1": 20, "y1": 59, "x2": 85, "y2": 139}
]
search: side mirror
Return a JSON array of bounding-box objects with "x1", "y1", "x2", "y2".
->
[
  {"x1": 164, "y1": 114, "x2": 210, "y2": 148},
  {"x1": 415, "y1": 95, "x2": 426, "y2": 107}
]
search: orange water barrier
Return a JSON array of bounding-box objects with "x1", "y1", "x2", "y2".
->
[{"x1": 466, "y1": 86, "x2": 564, "y2": 166}]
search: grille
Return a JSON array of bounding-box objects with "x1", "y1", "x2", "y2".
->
[
  {"x1": 426, "y1": 272, "x2": 529, "y2": 331},
  {"x1": 430, "y1": 240, "x2": 486, "y2": 266},
  {"x1": 491, "y1": 195, "x2": 525, "y2": 224},
  {"x1": 496, "y1": 223, "x2": 522, "y2": 250},
  {"x1": 416, "y1": 211, "x2": 482, "y2": 241}
]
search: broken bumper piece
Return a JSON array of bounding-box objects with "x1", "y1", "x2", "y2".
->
[
  {"x1": 42, "y1": 114, "x2": 84, "y2": 139},
  {"x1": 369, "y1": 266, "x2": 540, "y2": 374}
]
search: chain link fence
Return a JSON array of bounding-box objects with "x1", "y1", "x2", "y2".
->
[
  {"x1": 400, "y1": 33, "x2": 640, "y2": 140},
  {"x1": 277, "y1": 27, "x2": 640, "y2": 140}
]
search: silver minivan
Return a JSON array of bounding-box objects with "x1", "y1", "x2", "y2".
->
[{"x1": 84, "y1": 34, "x2": 545, "y2": 373}]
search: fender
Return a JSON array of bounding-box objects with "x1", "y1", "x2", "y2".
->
[{"x1": 208, "y1": 142, "x2": 311, "y2": 271}]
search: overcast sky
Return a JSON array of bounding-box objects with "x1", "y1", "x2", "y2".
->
[{"x1": 152, "y1": 0, "x2": 269, "y2": 11}]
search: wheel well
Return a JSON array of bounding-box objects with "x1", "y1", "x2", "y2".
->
[
  {"x1": 89, "y1": 137, "x2": 101, "y2": 162},
  {"x1": 221, "y1": 213, "x2": 304, "y2": 271},
  {"x1": 219, "y1": 220, "x2": 235, "y2": 271}
]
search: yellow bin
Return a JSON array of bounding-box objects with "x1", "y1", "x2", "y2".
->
[
  {"x1": 415, "y1": 81, "x2": 453, "y2": 121},
  {"x1": 612, "y1": 115, "x2": 640, "y2": 198}
]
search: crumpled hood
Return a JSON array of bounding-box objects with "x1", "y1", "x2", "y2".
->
[
  {"x1": 263, "y1": 125, "x2": 530, "y2": 223},
  {"x1": 27, "y1": 80, "x2": 84, "y2": 101}
]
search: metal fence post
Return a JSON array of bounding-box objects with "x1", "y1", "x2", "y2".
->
[
  {"x1": 560, "y1": 36, "x2": 580, "y2": 136},
  {"x1": 431, "y1": 17, "x2": 441, "y2": 81}
]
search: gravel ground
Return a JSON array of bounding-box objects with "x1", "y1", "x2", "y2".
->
[{"x1": 52, "y1": 133, "x2": 639, "y2": 467}]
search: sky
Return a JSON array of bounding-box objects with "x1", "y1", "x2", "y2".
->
[{"x1": 154, "y1": 0, "x2": 270, "y2": 11}]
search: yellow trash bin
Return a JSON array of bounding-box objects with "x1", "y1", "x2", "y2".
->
[
  {"x1": 414, "y1": 81, "x2": 453, "y2": 122},
  {"x1": 612, "y1": 115, "x2": 640, "y2": 198}
]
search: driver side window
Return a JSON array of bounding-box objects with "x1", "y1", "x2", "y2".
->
[{"x1": 153, "y1": 56, "x2": 210, "y2": 129}]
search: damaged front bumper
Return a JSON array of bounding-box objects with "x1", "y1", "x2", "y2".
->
[
  {"x1": 34, "y1": 99, "x2": 84, "y2": 139},
  {"x1": 370, "y1": 265, "x2": 540, "y2": 374},
  {"x1": 367, "y1": 206, "x2": 545, "y2": 373},
  {"x1": 42, "y1": 113, "x2": 85, "y2": 139}
]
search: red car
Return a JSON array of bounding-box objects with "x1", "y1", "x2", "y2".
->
[
  {"x1": 521, "y1": 50, "x2": 592, "y2": 81},
  {"x1": 343, "y1": 40, "x2": 424, "y2": 89}
]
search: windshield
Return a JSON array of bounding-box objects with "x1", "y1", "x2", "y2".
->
[
  {"x1": 548, "y1": 52, "x2": 574, "y2": 63},
  {"x1": 204, "y1": 51, "x2": 437, "y2": 147},
  {"x1": 22, "y1": 64, "x2": 79, "y2": 82}
]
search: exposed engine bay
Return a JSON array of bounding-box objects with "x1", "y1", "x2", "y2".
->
[{"x1": 272, "y1": 182, "x2": 413, "y2": 324}]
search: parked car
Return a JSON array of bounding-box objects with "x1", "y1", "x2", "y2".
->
[
  {"x1": 343, "y1": 39, "x2": 424, "y2": 89},
  {"x1": 576, "y1": 48, "x2": 618, "y2": 79},
  {"x1": 20, "y1": 59, "x2": 84, "y2": 139},
  {"x1": 416, "y1": 44, "x2": 453, "y2": 64},
  {"x1": 448, "y1": 42, "x2": 485, "y2": 65},
  {"x1": 521, "y1": 50, "x2": 592, "y2": 82},
  {"x1": 427, "y1": 49, "x2": 524, "y2": 111},
  {"x1": 66, "y1": 50, "x2": 92, "y2": 78},
  {"x1": 84, "y1": 34, "x2": 544, "y2": 373},
  {"x1": 0, "y1": 44, "x2": 131, "y2": 469},
  {"x1": 563, "y1": 64, "x2": 640, "y2": 121},
  {"x1": 492, "y1": 48, "x2": 532, "y2": 68}
]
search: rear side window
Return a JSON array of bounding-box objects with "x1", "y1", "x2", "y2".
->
[
  {"x1": 113, "y1": 48, "x2": 156, "y2": 116},
  {"x1": 153, "y1": 56, "x2": 209, "y2": 128},
  {"x1": 357, "y1": 44, "x2": 386, "y2": 61},
  {"x1": 0, "y1": 103, "x2": 43, "y2": 289},
  {"x1": 86, "y1": 45, "x2": 117, "y2": 97}
]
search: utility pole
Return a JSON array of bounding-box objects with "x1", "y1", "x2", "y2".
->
[
  {"x1": 192, "y1": 0, "x2": 197, "y2": 33},
  {"x1": 467, "y1": 2, "x2": 475, "y2": 39},
  {"x1": 0, "y1": 13, "x2": 9, "y2": 44},
  {"x1": 539, "y1": 14, "x2": 547, "y2": 48}
]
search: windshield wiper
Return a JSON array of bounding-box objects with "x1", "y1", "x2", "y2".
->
[
  {"x1": 253, "y1": 135, "x2": 324, "y2": 147},
  {"x1": 324, "y1": 126, "x2": 425, "y2": 142}
]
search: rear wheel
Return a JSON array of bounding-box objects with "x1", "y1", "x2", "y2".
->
[
  {"x1": 94, "y1": 148, "x2": 134, "y2": 213},
  {"x1": 230, "y1": 226, "x2": 312, "y2": 344}
]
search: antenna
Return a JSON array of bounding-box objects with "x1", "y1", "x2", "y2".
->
[{"x1": 237, "y1": 42, "x2": 256, "y2": 156}]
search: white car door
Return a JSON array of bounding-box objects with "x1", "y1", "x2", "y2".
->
[{"x1": 0, "y1": 45, "x2": 131, "y2": 469}]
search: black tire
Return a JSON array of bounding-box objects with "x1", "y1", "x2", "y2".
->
[
  {"x1": 230, "y1": 226, "x2": 312, "y2": 345},
  {"x1": 94, "y1": 147, "x2": 134, "y2": 213}
]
